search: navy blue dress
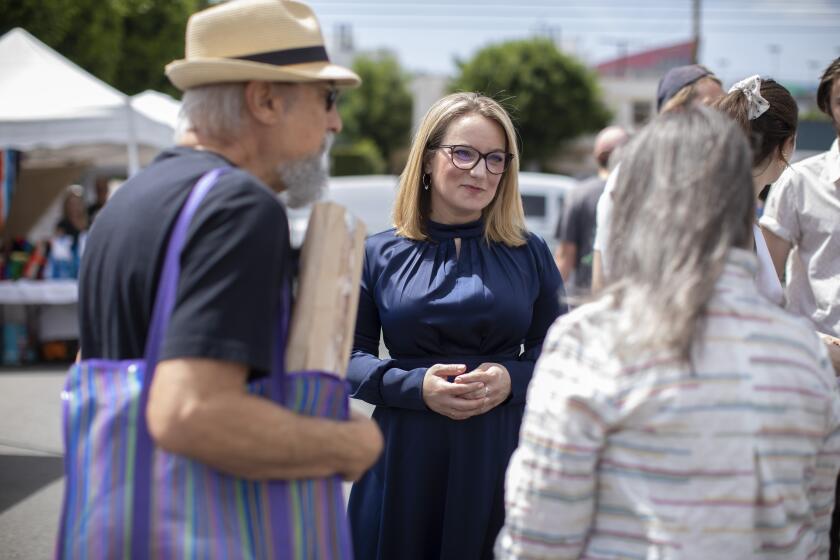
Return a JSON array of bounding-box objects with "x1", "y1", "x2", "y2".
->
[{"x1": 347, "y1": 219, "x2": 565, "y2": 560}]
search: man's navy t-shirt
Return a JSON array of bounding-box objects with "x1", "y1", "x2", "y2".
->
[{"x1": 79, "y1": 147, "x2": 291, "y2": 378}]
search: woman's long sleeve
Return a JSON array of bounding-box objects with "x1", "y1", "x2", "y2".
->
[
  {"x1": 346, "y1": 253, "x2": 428, "y2": 411},
  {"x1": 500, "y1": 237, "x2": 566, "y2": 405}
]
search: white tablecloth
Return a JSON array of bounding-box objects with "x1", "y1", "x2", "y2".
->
[{"x1": 0, "y1": 280, "x2": 78, "y2": 305}]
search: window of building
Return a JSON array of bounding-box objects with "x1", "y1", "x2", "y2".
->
[{"x1": 632, "y1": 100, "x2": 653, "y2": 126}]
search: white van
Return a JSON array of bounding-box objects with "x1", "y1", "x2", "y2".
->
[
  {"x1": 326, "y1": 175, "x2": 400, "y2": 237},
  {"x1": 518, "y1": 171, "x2": 578, "y2": 251},
  {"x1": 285, "y1": 175, "x2": 399, "y2": 247},
  {"x1": 286, "y1": 173, "x2": 577, "y2": 249}
]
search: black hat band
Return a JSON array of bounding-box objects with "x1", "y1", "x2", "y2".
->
[{"x1": 234, "y1": 45, "x2": 329, "y2": 66}]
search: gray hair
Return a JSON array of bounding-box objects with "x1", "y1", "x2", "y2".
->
[
  {"x1": 180, "y1": 83, "x2": 248, "y2": 141},
  {"x1": 180, "y1": 82, "x2": 301, "y2": 142},
  {"x1": 605, "y1": 107, "x2": 755, "y2": 361}
]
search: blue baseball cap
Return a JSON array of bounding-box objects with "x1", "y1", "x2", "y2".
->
[{"x1": 656, "y1": 64, "x2": 714, "y2": 112}]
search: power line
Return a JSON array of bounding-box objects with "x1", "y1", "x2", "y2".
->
[
  {"x1": 313, "y1": 18, "x2": 839, "y2": 34},
  {"x1": 308, "y1": 0, "x2": 839, "y2": 12},
  {"x1": 315, "y1": 16, "x2": 837, "y2": 27},
  {"x1": 310, "y1": 0, "x2": 840, "y2": 80},
  {"x1": 307, "y1": 0, "x2": 840, "y2": 37},
  {"x1": 313, "y1": 10, "x2": 838, "y2": 20},
  {"x1": 309, "y1": 7, "x2": 840, "y2": 28},
  {"x1": 308, "y1": 0, "x2": 835, "y2": 5}
]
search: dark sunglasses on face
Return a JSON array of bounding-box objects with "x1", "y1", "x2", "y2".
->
[
  {"x1": 325, "y1": 86, "x2": 339, "y2": 111},
  {"x1": 433, "y1": 144, "x2": 514, "y2": 175}
]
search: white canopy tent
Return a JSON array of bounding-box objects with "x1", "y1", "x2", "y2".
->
[
  {"x1": 18, "y1": 91, "x2": 183, "y2": 242},
  {"x1": 0, "y1": 27, "x2": 177, "y2": 173},
  {"x1": 0, "y1": 28, "x2": 181, "y2": 239},
  {"x1": 131, "y1": 89, "x2": 182, "y2": 135},
  {"x1": 0, "y1": 29, "x2": 184, "y2": 342}
]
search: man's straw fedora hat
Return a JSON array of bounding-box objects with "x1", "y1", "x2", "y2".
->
[{"x1": 166, "y1": 0, "x2": 360, "y2": 91}]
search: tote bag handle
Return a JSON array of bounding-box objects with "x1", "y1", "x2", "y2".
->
[{"x1": 132, "y1": 166, "x2": 231, "y2": 557}]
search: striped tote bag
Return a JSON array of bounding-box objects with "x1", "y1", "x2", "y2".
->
[{"x1": 56, "y1": 168, "x2": 353, "y2": 559}]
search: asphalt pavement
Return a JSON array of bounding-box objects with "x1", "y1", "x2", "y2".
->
[{"x1": 0, "y1": 366, "x2": 66, "y2": 560}]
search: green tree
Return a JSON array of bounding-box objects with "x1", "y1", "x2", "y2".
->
[
  {"x1": 0, "y1": 0, "x2": 79, "y2": 45},
  {"x1": 1, "y1": 0, "x2": 205, "y2": 95},
  {"x1": 2, "y1": 0, "x2": 124, "y2": 84},
  {"x1": 451, "y1": 38, "x2": 611, "y2": 170},
  {"x1": 339, "y1": 51, "x2": 413, "y2": 173},
  {"x1": 331, "y1": 138, "x2": 387, "y2": 176},
  {"x1": 115, "y1": 0, "x2": 204, "y2": 96}
]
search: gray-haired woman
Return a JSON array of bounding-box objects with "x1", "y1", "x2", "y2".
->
[{"x1": 496, "y1": 107, "x2": 840, "y2": 559}]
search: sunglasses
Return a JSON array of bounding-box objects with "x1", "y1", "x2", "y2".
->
[{"x1": 325, "y1": 86, "x2": 339, "y2": 112}]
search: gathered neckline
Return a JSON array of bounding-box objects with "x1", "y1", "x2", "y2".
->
[{"x1": 425, "y1": 218, "x2": 485, "y2": 241}]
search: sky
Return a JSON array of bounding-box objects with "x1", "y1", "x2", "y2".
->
[{"x1": 307, "y1": 0, "x2": 840, "y2": 89}]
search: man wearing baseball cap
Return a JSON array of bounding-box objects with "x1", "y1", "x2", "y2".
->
[
  {"x1": 656, "y1": 63, "x2": 725, "y2": 112},
  {"x1": 591, "y1": 64, "x2": 724, "y2": 291},
  {"x1": 76, "y1": 0, "x2": 382, "y2": 551}
]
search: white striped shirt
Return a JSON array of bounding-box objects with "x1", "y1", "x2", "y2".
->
[{"x1": 497, "y1": 249, "x2": 840, "y2": 559}]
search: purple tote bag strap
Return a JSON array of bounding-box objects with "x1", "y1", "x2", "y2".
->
[
  {"x1": 132, "y1": 166, "x2": 231, "y2": 557},
  {"x1": 142, "y1": 166, "x2": 231, "y2": 367}
]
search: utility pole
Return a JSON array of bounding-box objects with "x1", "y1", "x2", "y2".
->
[
  {"x1": 332, "y1": 23, "x2": 355, "y2": 68},
  {"x1": 617, "y1": 40, "x2": 629, "y2": 78},
  {"x1": 692, "y1": 0, "x2": 701, "y2": 64},
  {"x1": 768, "y1": 44, "x2": 781, "y2": 78},
  {"x1": 533, "y1": 22, "x2": 561, "y2": 49},
  {"x1": 602, "y1": 37, "x2": 630, "y2": 78}
]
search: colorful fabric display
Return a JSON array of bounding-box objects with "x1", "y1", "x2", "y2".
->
[{"x1": 0, "y1": 149, "x2": 19, "y2": 229}]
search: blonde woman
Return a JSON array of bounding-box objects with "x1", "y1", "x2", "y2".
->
[{"x1": 347, "y1": 92, "x2": 565, "y2": 559}]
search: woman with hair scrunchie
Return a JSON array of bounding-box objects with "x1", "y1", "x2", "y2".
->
[{"x1": 712, "y1": 74, "x2": 798, "y2": 307}]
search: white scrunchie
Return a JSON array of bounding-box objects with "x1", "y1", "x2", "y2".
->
[{"x1": 728, "y1": 75, "x2": 770, "y2": 120}]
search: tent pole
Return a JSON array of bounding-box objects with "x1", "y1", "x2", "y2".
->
[{"x1": 125, "y1": 98, "x2": 139, "y2": 176}]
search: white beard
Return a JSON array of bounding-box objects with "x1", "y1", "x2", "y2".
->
[{"x1": 277, "y1": 133, "x2": 333, "y2": 209}]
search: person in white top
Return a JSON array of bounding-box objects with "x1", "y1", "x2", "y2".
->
[
  {"x1": 593, "y1": 67, "x2": 840, "y2": 373},
  {"x1": 760, "y1": 58, "x2": 840, "y2": 345},
  {"x1": 591, "y1": 65, "x2": 724, "y2": 290},
  {"x1": 711, "y1": 75, "x2": 798, "y2": 307},
  {"x1": 759, "y1": 55, "x2": 840, "y2": 560}
]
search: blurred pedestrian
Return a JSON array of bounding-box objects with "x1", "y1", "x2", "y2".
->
[
  {"x1": 758, "y1": 57, "x2": 840, "y2": 559},
  {"x1": 554, "y1": 125, "x2": 628, "y2": 297},
  {"x1": 712, "y1": 76, "x2": 840, "y2": 379},
  {"x1": 86, "y1": 177, "x2": 110, "y2": 223},
  {"x1": 657, "y1": 64, "x2": 727, "y2": 112},
  {"x1": 712, "y1": 75, "x2": 798, "y2": 306},
  {"x1": 347, "y1": 92, "x2": 565, "y2": 559},
  {"x1": 760, "y1": 58, "x2": 840, "y2": 340},
  {"x1": 591, "y1": 64, "x2": 724, "y2": 291},
  {"x1": 55, "y1": 184, "x2": 88, "y2": 243},
  {"x1": 497, "y1": 107, "x2": 840, "y2": 560},
  {"x1": 49, "y1": 184, "x2": 89, "y2": 278}
]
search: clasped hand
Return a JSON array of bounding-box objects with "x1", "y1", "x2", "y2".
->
[{"x1": 421, "y1": 362, "x2": 511, "y2": 421}]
